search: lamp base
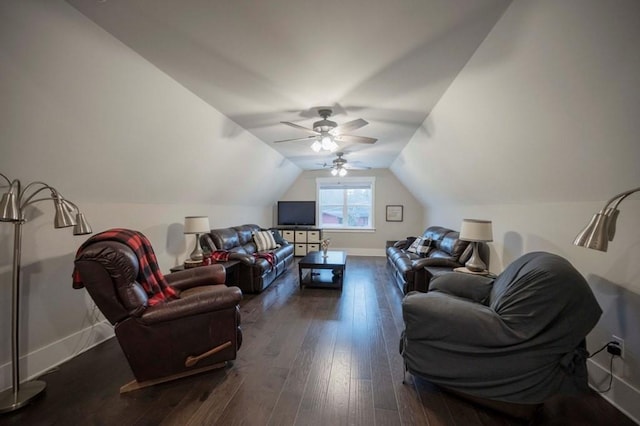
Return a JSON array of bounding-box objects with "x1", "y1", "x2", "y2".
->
[
  {"x1": 189, "y1": 233, "x2": 204, "y2": 261},
  {"x1": 464, "y1": 242, "x2": 487, "y2": 273},
  {"x1": 0, "y1": 380, "x2": 46, "y2": 413}
]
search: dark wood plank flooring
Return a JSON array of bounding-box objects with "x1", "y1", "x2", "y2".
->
[{"x1": 1, "y1": 256, "x2": 635, "y2": 425}]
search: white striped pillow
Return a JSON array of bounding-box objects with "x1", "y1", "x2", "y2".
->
[{"x1": 253, "y1": 230, "x2": 277, "y2": 251}]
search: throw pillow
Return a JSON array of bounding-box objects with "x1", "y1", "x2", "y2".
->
[
  {"x1": 270, "y1": 228, "x2": 287, "y2": 246},
  {"x1": 416, "y1": 238, "x2": 433, "y2": 257},
  {"x1": 403, "y1": 236, "x2": 417, "y2": 250},
  {"x1": 253, "y1": 230, "x2": 277, "y2": 252},
  {"x1": 406, "y1": 236, "x2": 424, "y2": 254}
]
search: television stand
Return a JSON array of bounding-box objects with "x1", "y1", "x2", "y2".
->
[{"x1": 278, "y1": 227, "x2": 323, "y2": 256}]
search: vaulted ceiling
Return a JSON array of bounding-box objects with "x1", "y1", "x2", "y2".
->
[
  {"x1": 3, "y1": 1, "x2": 637, "y2": 208},
  {"x1": 65, "y1": 0, "x2": 512, "y2": 171}
]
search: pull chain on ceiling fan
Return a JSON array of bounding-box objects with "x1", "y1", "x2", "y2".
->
[{"x1": 274, "y1": 108, "x2": 377, "y2": 152}]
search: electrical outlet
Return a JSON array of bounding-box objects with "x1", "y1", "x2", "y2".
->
[{"x1": 611, "y1": 335, "x2": 624, "y2": 358}]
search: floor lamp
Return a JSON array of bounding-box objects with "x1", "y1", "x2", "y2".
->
[{"x1": 0, "y1": 173, "x2": 92, "y2": 413}]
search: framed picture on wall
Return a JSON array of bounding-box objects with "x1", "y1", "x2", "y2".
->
[{"x1": 386, "y1": 205, "x2": 403, "y2": 222}]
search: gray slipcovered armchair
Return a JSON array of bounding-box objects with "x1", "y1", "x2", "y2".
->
[{"x1": 401, "y1": 251, "x2": 602, "y2": 416}]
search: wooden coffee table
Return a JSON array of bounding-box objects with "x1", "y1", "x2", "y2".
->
[{"x1": 298, "y1": 250, "x2": 347, "y2": 290}]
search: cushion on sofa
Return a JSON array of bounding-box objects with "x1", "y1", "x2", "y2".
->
[
  {"x1": 396, "y1": 236, "x2": 416, "y2": 250},
  {"x1": 429, "y1": 272, "x2": 495, "y2": 304},
  {"x1": 438, "y1": 232, "x2": 469, "y2": 259},
  {"x1": 412, "y1": 256, "x2": 460, "y2": 268},
  {"x1": 211, "y1": 228, "x2": 240, "y2": 251},
  {"x1": 270, "y1": 228, "x2": 287, "y2": 246},
  {"x1": 423, "y1": 226, "x2": 451, "y2": 242},
  {"x1": 407, "y1": 237, "x2": 433, "y2": 257},
  {"x1": 406, "y1": 237, "x2": 422, "y2": 253},
  {"x1": 253, "y1": 230, "x2": 278, "y2": 251},
  {"x1": 233, "y1": 225, "x2": 259, "y2": 245}
]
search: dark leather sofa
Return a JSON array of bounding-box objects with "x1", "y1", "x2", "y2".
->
[
  {"x1": 386, "y1": 225, "x2": 489, "y2": 294},
  {"x1": 200, "y1": 224, "x2": 295, "y2": 294}
]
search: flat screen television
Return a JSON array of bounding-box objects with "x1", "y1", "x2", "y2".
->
[{"x1": 277, "y1": 201, "x2": 316, "y2": 227}]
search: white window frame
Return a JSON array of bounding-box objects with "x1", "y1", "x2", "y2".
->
[{"x1": 316, "y1": 177, "x2": 376, "y2": 231}]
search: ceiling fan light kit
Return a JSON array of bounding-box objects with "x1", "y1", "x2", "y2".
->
[
  {"x1": 311, "y1": 135, "x2": 338, "y2": 153},
  {"x1": 320, "y1": 152, "x2": 371, "y2": 176},
  {"x1": 331, "y1": 167, "x2": 348, "y2": 177},
  {"x1": 275, "y1": 108, "x2": 377, "y2": 156}
]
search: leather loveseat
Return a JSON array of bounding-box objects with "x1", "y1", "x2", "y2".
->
[
  {"x1": 200, "y1": 224, "x2": 295, "y2": 294},
  {"x1": 386, "y1": 225, "x2": 489, "y2": 294}
]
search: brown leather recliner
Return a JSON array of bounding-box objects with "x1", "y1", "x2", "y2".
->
[{"x1": 74, "y1": 240, "x2": 243, "y2": 393}]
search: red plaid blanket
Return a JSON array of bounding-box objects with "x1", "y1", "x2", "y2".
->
[
  {"x1": 210, "y1": 250, "x2": 231, "y2": 262},
  {"x1": 72, "y1": 228, "x2": 179, "y2": 306},
  {"x1": 209, "y1": 250, "x2": 275, "y2": 269},
  {"x1": 255, "y1": 252, "x2": 275, "y2": 268}
]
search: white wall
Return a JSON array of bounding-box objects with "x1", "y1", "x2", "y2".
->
[
  {"x1": 0, "y1": 0, "x2": 297, "y2": 391},
  {"x1": 0, "y1": 0, "x2": 300, "y2": 205},
  {"x1": 393, "y1": 0, "x2": 640, "y2": 206},
  {"x1": 393, "y1": 0, "x2": 640, "y2": 421},
  {"x1": 280, "y1": 169, "x2": 424, "y2": 255}
]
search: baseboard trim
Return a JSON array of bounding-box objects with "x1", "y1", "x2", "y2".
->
[
  {"x1": 588, "y1": 358, "x2": 640, "y2": 424},
  {"x1": 0, "y1": 320, "x2": 114, "y2": 392},
  {"x1": 332, "y1": 247, "x2": 386, "y2": 257}
]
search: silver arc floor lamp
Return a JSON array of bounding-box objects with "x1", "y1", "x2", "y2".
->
[{"x1": 0, "y1": 173, "x2": 92, "y2": 413}]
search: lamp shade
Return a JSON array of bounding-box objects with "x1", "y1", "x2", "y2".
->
[
  {"x1": 573, "y1": 186, "x2": 639, "y2": 252},
  {"x1": 0, "y1": 191, "x2": 19, "y2": 222},
  {"x1": 573, "y1": 212, "x2": 609, "y2": 252},
  {"x1": 460, "y1": 219, "x2": 493, "y2": 242},
  {"x1": 184, "y1": 216, "x2": 210, "y2": 234},
  {"x1": 73, "y1": 213, "x2": 92, "y2": 235},
  {"x1": 54, "y1": 198, "x2": 76, "y2": 228}
]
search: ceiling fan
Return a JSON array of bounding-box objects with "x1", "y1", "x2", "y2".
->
[
  {"x1": 274, "y1": 108, "x2": 377, "y2": 152},
  {"x1": 319, "y1": 152, "x2": 371, "y2": 176}
]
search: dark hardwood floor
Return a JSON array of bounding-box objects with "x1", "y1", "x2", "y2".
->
[{"x1": 1, "y1": 256, "x2": 635, "y2": 425}]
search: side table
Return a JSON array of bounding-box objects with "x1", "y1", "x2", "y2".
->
[{"x1": 169, "y1": 260, "x2": 241, "y2": 286}]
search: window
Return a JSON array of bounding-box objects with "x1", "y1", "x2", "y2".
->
[{"x1": 316, "y1": 177, "x2": 375, "y2": 230}]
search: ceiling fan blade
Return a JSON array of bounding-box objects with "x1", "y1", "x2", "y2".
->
[
  {"x1": 346, "y1": 165, "x2": 372, "y2": 170},
  {"x1": 280, "y1": 121, "x2": 319, "y2": 135},
  {"x1": 330, "y1": 118, "x2": 368, "y2": 135},
  {"x1": 334, "y1": 134, "x2": 378, "y2": 144},
  {"x1": 273, "y1": 135, "x2": 318, "y2": 143}
]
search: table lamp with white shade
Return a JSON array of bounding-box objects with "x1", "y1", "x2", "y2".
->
[
  {"x1": 184, "y1": 216, "x2": 210, "y2": 261},
  {"x1": 459, "y1": 219, "x2": 493, "y2": 272}
]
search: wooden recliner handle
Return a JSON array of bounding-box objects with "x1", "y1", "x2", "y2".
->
[{"x1": 185, "y1": 341, "x2": 232, "y2": 367}]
